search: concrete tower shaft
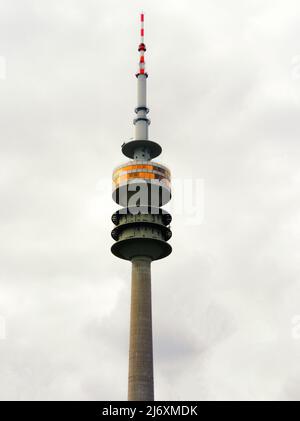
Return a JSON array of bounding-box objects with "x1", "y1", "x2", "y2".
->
[{"x1": 128, "y1": 256, "x2": 154, "y2": 401}]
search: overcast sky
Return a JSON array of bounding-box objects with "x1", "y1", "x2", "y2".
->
[{"x1": 1, "y1": 0, "x2": 300, "y2": 401}]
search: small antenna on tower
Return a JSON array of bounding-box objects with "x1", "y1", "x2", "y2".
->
[
  {"x1": 140, "y1": 11, "x2": 144, "y2": 43},
  {"x1": 138, "y1": 12, "x2": 146, "y2": 76}
]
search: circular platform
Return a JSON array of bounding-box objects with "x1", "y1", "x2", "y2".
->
[
  {"x1": 122, "y1": 140, "x2": 162, "y2": 160},
  {"x1": 111, "y1": 238, "x2": 172, "y2": 261},
  {"x1": 111, "y1": 221, "x2": 172, "y2": 242},
  {"x1": 112, "y1": 160, "x2": 171, "y2": 207},
  {"x1": 111, "y1": 206, "x2": 172, "y2": 226}
]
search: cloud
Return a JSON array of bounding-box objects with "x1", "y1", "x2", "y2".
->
[{"x1": 0, "y1": 0, "x2": 300, "y2": 400}]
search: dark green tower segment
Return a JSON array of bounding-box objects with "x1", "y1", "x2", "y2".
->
[
  {"x1": 111, "y1": 13, "x2": 172, "y2": 401},
  {"x1": 111, "y1": 207, "x2": 172, "y2": 261}
]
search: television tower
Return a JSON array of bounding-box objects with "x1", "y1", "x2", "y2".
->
[{"x1": 111, "y1": 13, "x2": 172, "y2": 401}]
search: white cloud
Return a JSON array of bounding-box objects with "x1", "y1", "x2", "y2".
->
[{"x1": 0, "y1": 0, "x2": 300, "y2": 400}]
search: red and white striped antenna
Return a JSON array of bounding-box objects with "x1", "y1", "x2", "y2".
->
[{"x1": 137, "y1": 12, "x2": 147, "y2": 76}]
